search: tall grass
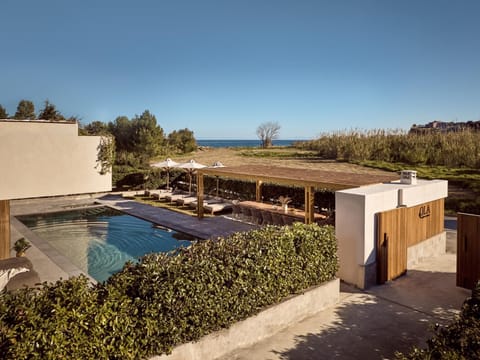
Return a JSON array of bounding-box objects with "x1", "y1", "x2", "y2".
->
[{"x1": 297, "y1": 129, "x2": 480, "y2": 168}]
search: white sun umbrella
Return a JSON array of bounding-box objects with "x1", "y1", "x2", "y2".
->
[
  {"x1": 211, "y1": 161, "x2": 225, "y2": 197},
  {"x1": 177, "y1": 159, "x2": 207, "y2": 194},
  {"x1": 151, "y1": 158, "x2": 179, "y2": 190}
]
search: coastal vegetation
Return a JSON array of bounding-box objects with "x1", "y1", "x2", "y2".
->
[
  {"x1": 295, "y1": 129, "x2": 480, "y2": 213},
  {"x1": 82, "y1": 110, "x2": 197, "y2": 190},
  {"x1": 0, "y1": 223, "x2": 337, "y2": 359},
  {"x1": 0, "y1": 99, "x2": 80, "y2": 122},
  {"x1": 296, "y1": 129, "x2": 480, "y2": 168}
]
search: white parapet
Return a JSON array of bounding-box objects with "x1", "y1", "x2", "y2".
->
[{"x1": 0, "y1": 120, "x2": 111, "y2": 200}]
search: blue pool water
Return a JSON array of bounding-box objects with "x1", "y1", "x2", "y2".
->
[{"x1": 17, "y1": 207, "x2": 194, "y2": 282}]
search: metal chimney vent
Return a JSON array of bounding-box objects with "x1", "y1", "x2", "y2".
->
[{"x1": 400, "y1": 170, "x2": 417, "y2": 185}]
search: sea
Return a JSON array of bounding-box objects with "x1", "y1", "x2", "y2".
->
[{"x1": 196, "y1": 139, "x2": 300, "y2": 148}]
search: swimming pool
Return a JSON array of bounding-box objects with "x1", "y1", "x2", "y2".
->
[{"x1": 17, "y1": 206, "x2": 194, "y2": 282}]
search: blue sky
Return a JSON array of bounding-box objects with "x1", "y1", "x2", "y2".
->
[{"x1": 1, "y1": 1, "x2": 480, "y2": 139}]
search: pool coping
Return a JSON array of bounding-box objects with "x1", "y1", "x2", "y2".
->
[{"x1": 11, "y1": 216, "x2": 95, "y2": 283}]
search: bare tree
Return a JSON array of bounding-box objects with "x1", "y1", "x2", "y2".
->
[{"x1": 256, "y1": 121, "x2": 281, "y2": 148}]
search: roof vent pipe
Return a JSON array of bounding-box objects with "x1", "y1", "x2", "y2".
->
[{"x1": 400, "y1": 170, "x2": 417, "y2": 185}]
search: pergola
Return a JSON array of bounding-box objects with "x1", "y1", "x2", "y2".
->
[{"x1": 196, "y1": 165, "x2": 398, "y2": 224}]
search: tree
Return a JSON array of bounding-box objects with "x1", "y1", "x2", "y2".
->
[
  {"x1": 131, "y1": 110, "x2": 165, "y2": 159},
  {"x1": 37, "y1": 100, "x2": 65, "y2": 121},
  {"x1": 168, "y1": 128, "x2": 197, "y2": 153},
  {"x1": 108, "y1": 116, "x2": 132, "y2": 152},
  {"x1": 256, "y1": 121, "x2": 281, "y2": 148},
  {"x1": 14, "y1": 99, "x2": 36, "y2": 120},
  {"x1": 107, "y1": 110, "x2": 165, "y2": 160},
  {"x1": 83, "y1": 121, "x2": 110, "y2": 135},
  {"x1": 0, "y1": 104, "x2": 8, "y2": 119}
]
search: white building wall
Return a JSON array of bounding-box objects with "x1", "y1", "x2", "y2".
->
[
  {"x1": 336, "y1": 192, "x2": 365, "y2": 287},
  {"x1": 335, "y1": 179, "x2": 448, "y2": 288},
  {"x1": 0, "y1": 120, "x2": 111, "y2": 200}
]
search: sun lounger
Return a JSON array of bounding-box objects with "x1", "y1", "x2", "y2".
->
[
  {"x1": 165, "y1": 191, "x2": 189, "y2": 203},
  {"x1": 188, "y1": 197, "x2": 223, "y2": 209},
  {"x1": 0, "y1": 257, "x2": 40, "y2": 291},
  {"x1": 151, "y1": 189, "x2": 173, "y2": 200},
  {"x1": 204, "y1": 202, "x2": 233, "y2": 214},
  {"x1": 176, "y1": 196, "x2": 197, "y2": 207}
]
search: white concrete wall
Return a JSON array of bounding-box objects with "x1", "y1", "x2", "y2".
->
[
  {"x1": 335, "y1": 179, "x2": 448, "y2": 288},
  {"x1": 0, "y1": 120, "x2": 111, "y2": 200}
]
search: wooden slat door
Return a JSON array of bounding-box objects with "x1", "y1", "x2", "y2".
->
[
  {"x1": 457, "y1": 213, "x2": 480, "y2": 289},
  {"x1": 377, "y1": 207, "x2": 407, "y2": 284}
]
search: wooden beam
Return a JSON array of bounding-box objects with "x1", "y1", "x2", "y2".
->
[
  {"x1": 197, "y1": 172, "x2": 204, "y2": 219},
  {"x1": 304, "y1": 186, "x2": 315, "y2": 224},
  {"x1": 256, "y1": 180, "x2": 263, "y2": 202},
  {"x1": 198, "y1": 165, "x2": 397, "y2": 190},
  {"x1": 0, "y1": 200, "x2": 11, "y2": 260}
]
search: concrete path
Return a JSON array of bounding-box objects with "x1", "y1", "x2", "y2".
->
[{"x1": 218, "y1": 238, "x2": 470, "y2": 360}]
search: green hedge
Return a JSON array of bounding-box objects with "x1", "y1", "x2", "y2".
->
[
  {"x1": 0, "y1": 223, "x2": 337, "y2": 359},
  {"x1": 397, "y1": 282, "x2": 480, "y2": 360}
]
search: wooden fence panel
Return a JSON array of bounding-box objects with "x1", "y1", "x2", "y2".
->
[
  {"x1": 406, "y1": 199, "x2": 444, "y2": 247},
  {"x1": 457, "y1": 213, "x2": 480, "y2": 290}
]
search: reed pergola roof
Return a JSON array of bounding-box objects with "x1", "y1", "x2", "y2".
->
[
  {"x1": 196, "y1": 165, "x2": 398, "y2": 224},
  {"x1": 198, "y1": 165, "x2": 398, "y2": 190}
]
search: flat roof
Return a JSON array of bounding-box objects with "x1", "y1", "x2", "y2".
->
[
  {"x1": 0, "y1": 119, "x2": 76, "y2": 124},
  {"x1": 199, "y1": 165, "x2": 399, "y2": 190}
]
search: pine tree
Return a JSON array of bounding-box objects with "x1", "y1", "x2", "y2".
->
[
  {"x1": 14, "y1": 99, "x2": 36, "y2": 120},
  {"x1": 38, "y1": 100, "x2": 65, "y2": 121},
  {"x1": 0, "y1": 104, "x2": 8, "y2": 119}
]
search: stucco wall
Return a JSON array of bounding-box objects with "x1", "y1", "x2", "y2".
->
[{"x1": 0, "y1": 120, "x2": 111, "y2": 200}]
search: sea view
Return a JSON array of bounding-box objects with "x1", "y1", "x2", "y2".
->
[{"x1": 196, "y1": 139, "x2": 300, "y2": 148}]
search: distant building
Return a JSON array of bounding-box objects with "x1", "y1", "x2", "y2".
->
[{"x1": 410, "y1": 120, "x2": 480, "y2": 134}]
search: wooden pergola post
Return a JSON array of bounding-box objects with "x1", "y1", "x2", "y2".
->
[
  {"x1": 197, "y1": 172, "x2": 204, "y2": 219},
  {"x1": 304, "y1": 186, "x2": 315, "y2": 224},
  {"x1": 0, "y1": 200, "x2": 11, "y2": 259},
  {"x1": 256, "y1": 180, "x2": 263, "y2": 202}
]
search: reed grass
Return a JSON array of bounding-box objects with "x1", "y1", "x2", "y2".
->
[{"x1": 297, "y1": 129, "x2": 480, "y2": 168}]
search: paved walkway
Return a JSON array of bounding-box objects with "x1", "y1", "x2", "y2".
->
[
  {"x1": 96, "y1": 194, "x2": 256, "y2": 239},
  {"x1": 218, "y1": 231, "x2": 469, "y2": 360}
]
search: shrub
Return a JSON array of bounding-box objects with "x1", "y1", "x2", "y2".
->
[{"x1": 0, "y1": 223, "x2": 337, "y2": 359}]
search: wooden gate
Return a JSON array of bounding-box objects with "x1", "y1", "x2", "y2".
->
[
  {"x1": 457, "y1": 213, "x2": 480, "y2": 289},
  {"x1": 377, "y1": 199, "x2": 445, "y2": 285},
  {"x1": 377, "y1": 207, "x2": 407, "y2": 284}
]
